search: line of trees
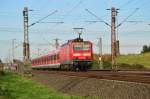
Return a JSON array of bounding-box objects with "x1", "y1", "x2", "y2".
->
[{"x1": 141, "y1": 45, "x2": 150, "y2": 53}]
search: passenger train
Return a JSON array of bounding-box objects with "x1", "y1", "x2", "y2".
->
[{"x1": 31, "y1": 38, "x2": 93, "y2": 71}]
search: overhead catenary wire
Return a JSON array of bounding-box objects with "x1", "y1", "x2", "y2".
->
[
  {"x1": 117, "y1": 8, "x2": 139, "y2": 28},
  {"x1": 85, "y1": 9, "x2": 111, "y2": 27},
  {"x1": 118, "y1": 0, "x2": 136, "y2": 9},
  {"x1": 62, "y1": 0, "x2": 83, "y2": 20},
  {"x1": 28, "y1": 10, "x2": 58, "y2": 27}
]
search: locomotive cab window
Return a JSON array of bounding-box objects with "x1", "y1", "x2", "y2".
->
[
  {"x1": 73, "y1": 43, "x2": 90, "y2": 51},
  {"x1": 83, "y1": 44, "x2": 90, "y2": 50},
  {"x1": 74, "y1": 44, "x2": 82, "y2": 50}
]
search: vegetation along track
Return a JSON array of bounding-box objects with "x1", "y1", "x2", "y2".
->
[{"x1": 32, "y1": 70, "x2": 150, "y2": 84}]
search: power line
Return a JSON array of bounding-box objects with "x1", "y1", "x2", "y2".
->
[
  {"x1": 117, "y1": 8, "x2": 139, "y2": 28},
  {"x1": 62, "y1": 0, "x2": 83, "y2": 20},
  {"x1": 119, "y1": 0, "x2": 136, "y2": 8},
  {"x1": 40, "y1": 22, "x2": 64, "y2": 24},
  {"x1": 85, "y1": 9, "x2": 111, "y2": 27},
  {"x1": 28, "y1": 10, "x2": 58, "y2": 27}
]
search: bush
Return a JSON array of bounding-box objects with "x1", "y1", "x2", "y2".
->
[
  {"x1": 92, "y1": 61, "x2": 112, "y2": 69},
  {"x1": 92, "y1": 61, "x2": 146, "y2": 70},
  {"x1": 132, "y1": 64, "x2": 145, "y2": 69},
  {"x1": 0, "y1": 71, "x2": 5, "y2": 76},
  {"x1": 117, "y1": 63, "x2": 145, "y2": 70},
  {"x1": 103, "y1": 61, "x2": 112, "y2": 69}
]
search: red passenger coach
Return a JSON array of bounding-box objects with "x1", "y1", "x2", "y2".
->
[
  {"x1": 32, "y1": 50, "x2": 60, "y2": 69},
  {"x1": 31, "y1": 38, "x2": 93, "y2": 71}
]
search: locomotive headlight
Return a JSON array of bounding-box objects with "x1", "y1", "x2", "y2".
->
[
  {"x1": 73, "y1": 53, "x2": 81, "y2": 56},
  {"x1": 83, "y1": 53, "x2": 91, "y2": 56}
]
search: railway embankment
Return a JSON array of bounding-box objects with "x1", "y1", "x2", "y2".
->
[
  {"x1": 0, "y1": 72, "x2": 85, "y2": 99},
  {"x1": 33, "y1": 72, "x2": 150, "y2": 99}
]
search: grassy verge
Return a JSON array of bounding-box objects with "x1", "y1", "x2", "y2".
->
[
  {"x1": 116, "y1": 52, "x2": 150, "y2": 69},
  {"x1": 0, "y1": 72, "x2": 85, "y2": 99},
  {"x1": 92, "y1": 61, "x2": 112, "y2": 70}
]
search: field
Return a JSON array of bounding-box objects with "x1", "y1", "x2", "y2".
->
[
  {"x1": 116, "y1": 52, "x2": 150, "y2": 69},
  {"x1": 0, "y1": 72, "x2": 84, "y2": 99},
  {"x1": 92, "y1": 52, "x2": 150, "y2": 69}
]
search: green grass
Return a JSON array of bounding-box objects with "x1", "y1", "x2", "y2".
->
[
  {"x1": 116, "y1": 52, "x2": 150, "y2": 68},
  {"x1": 0, "y1": 72, "x2": 85, "y2": 99}
]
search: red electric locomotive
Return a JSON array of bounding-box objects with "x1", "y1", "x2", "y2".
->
[{"x1": 31, "y1": 38, "x2": 93, "y2": 71}]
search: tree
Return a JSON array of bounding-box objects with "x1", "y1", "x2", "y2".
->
[
  {"x1": 148, "y1": 46, "x2": 150, "y2": 51},
  {"x1": 141, "y1": 45, "x2": 150, "y2": 53},
  {"x1": 0, "y1": 59, "x2": 4, "y2": 75}
]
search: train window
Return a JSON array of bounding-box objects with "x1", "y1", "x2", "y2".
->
[
  {"x1": 44, "y1": 58, "x2": 45, "y2": 62},
  {"x1": 46, "y1": 57, "x2": 48, "y2": 62},
  {"x1": 45, "y1": 58, "x2": 46, "y2": 62},
  {"x1": 54, "y1": 55, "x2": 56, "y2": 60},
  {"x1": 55, "y1": 55, "x2": 57, "y2": 60},
  {"x1": 51, "y1": 55, "x2": 53, "y2": 61},
  {"x1": 50, "y1": 56, "x2": 52, "y2": 60},
  {"x1": 74, "y1": 43, "x2": 90, "y2": 51},
  {"x1": 57, "y1": 54, "x2": 59, "y2": 59},
  {"x1": 48, "y1": 56, "x2": 50, "y2": 61},
  {"x1": 53, "y1": 55, "x2": 54, "y2": 60},
  {"x1": 74, "y1": 44, "x2": 82, "y2": 50},
  {"x1": 83, "y1": 44, "x2": 90, "y2": 50},
  {"x1": 40, "y1": 59, "x2": 42, "y2": 64}
]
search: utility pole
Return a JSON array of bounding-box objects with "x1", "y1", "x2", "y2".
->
[
  {"x1": 23, "y1": 7, "x2": 30, "y2": 61},
  {"x1": 98, "y1": 37, "x2": 103, "y2": 69},
  {"x1": 111, "y1": 7, "x2": 118, "y2": 69},
  {"x1": 106, "y1": 7, "x2": 119, "y2": 69},
  {"x1": 12, "y1": 39, "x2": 16, "y2": 62},
  {"x1": 86, "y1": 8, "x2": 139, "y2": 70},
  {"x1": 8, "y1": 49, "x2": 11, "y2": 63},
  {"x1": 37, "y1": 48, "x2": 41, "y2": 56},
  {"x1": 54, "y1": 38, "x2": 60, "y2": 49},
  {"x1": 23, "y1": 9, "x2": 57, "y2": 60}
]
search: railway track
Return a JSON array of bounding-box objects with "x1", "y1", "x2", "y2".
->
[{"x1": 32, "y1": 70, "x2": 150, "y2": 84}]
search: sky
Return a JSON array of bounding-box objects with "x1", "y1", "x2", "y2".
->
[{"x1": 0, "y1": 0, "x2": 150, "y2": 62}]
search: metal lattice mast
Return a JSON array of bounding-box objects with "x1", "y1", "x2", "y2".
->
[
  {"x1": 111, "y1": 7, "x2": 117, "y2": 69},
  {"x1": 54, "y1": 38, "x2": 60, "y2": 49},
  {"x1": 23, "y1": 7, "x2": 30, "y2": 61}
]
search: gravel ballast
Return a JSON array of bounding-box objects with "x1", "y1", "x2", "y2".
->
[{"x1": 33, "y1": 73, "x2": 150, "y2": 99}]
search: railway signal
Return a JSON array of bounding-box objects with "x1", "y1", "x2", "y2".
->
[{"x1": 98, "y1": 37, "x2": 103, "y2": 69}]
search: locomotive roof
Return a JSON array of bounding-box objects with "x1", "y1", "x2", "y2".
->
[{"x1": 61, "y1": 38, "x2": 91, "y2": 47}]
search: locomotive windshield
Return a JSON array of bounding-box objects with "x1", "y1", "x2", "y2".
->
[{"x1": 74, "y1": 43, "x2": 90, "y2": 51}]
